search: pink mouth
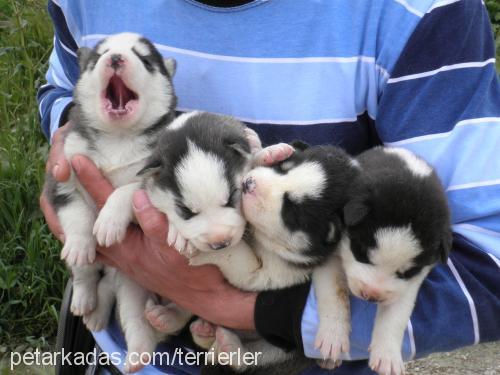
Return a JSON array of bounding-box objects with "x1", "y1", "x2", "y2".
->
[{"x1": 102, "y1": 75, "x2": 138, "y2": 119}]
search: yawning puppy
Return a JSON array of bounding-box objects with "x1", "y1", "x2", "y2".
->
[
  {"x1": 340, "y1": 147, "x2": 452, "y2": 375},
  {"x1": 45, "y1": 32, "x2": 177, "y2": 373}
]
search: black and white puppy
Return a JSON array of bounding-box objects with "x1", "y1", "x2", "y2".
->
[
  {"x1": 339, "y1": 147, "x2": 452, "y2": 375},
  {"x1": 45, "y1": 32, "x2": 177, "y2": 373},
  {"x1": 190, "y1": 143, "x2": 361, "y2": 372}
]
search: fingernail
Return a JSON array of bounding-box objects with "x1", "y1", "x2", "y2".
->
[
  {"x1": 52, "y1": 164, "x2": 60, "y2": 178},
  {"x1": 133, "y1": 190, "x2": 151, "y2": 211}
]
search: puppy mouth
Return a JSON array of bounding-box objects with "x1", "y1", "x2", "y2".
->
[{"x1": 102, "y1": 75, "x2": 138, "y2": 118}]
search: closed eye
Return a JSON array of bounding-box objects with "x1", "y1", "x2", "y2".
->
[
  {"x1": 176, "y1": 202, "x2": 198, "y2": 220},
  {"x1": 132, "y1": 47, "x2": 154, "y2": 71},
  {"x1": 396, "y1": 266, "x2": 421, "y2": 279},
  {"x1": 225, "y1": 188, "x2": 240, "y2": 208}
]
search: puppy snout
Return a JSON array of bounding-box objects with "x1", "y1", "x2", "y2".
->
[
  {"x1": 209, "y1": 240, "x2": 231, "y2": 250},
  {"x1": 110, "y1": 54, "x2": 124, "y2": 69},
  {"x1": 360, "y1": 288, "x2": 383, "y2": 303},
  {"x1": 242, "y1": 176, "x2": 256, "y2": 194}
]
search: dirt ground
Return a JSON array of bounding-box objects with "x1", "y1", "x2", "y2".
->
[{"x1": 406, "y1": 341, "x2": 500, "y2": 375}]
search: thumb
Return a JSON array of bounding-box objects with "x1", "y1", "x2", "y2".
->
[{"x1": 133, "y1": 189, "x2": 169, "y2": 243}]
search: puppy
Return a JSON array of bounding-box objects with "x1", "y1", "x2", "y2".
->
[
  {"x1": 45, "y1": 32, "x2": 177, "y2": 372},
  {"x1": 339, "y1": 147, "x2": 452, "y2": 375},
  {"x1": 189, "y1": 143, "x2": 361, "y2": 372}
]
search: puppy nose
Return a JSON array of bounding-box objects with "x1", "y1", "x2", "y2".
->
[
  {"x1": 209, "y1": 240, "x2": 231, "y2": 250},
  {"x1": 360, "y1": 289, "x2": 382, "y2": 303},
  {"x1": 242, "y1": 177, "x2": 256, "y2": 194},
  {"x1": 110, "y1": 54, "x2": 124, "y2": 69}
]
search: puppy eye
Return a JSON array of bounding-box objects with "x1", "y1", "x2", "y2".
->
[
  {"x1": 396, "y1": 266, "x2": 421, "y2": 279},
  {"x1": 225, "y1": 188, "x2": 240, "y2": 208},
  {"x1": 176, "y1": 203, "x2": 198, "y2": 220},
  {"x1": 139, "y1": 55, "x2": 153, "y2": 70}
]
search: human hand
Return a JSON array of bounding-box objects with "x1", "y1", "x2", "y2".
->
[
  {"x1": 40, "y1": 123, "x2": 71, "y2": 242},
  {"x1": 72, "y1": 155, "x2": 257, "y2": 330}
]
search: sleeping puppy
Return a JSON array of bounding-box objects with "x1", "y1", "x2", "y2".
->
[
  {"x1": 45, "y1": 32, "x2": 177, "y2": 373},
  {"x1": 189, "y1": 143, "x2": 361, "y2": 372},
  {"x1": 340, "y1": 147, "x2": 452, "y2": 375}
]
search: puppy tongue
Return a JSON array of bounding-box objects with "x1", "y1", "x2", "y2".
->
[{"x1": 107, "y1": 75, "x2": 135, "y2": 110}]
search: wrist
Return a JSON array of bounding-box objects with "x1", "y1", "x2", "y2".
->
[{"x1": 214, "y1": 286, "x2": 257, "y2": 331}]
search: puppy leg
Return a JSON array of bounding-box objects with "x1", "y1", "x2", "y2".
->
[
  {"x1": 93, "y1": 182, "x2": 140, "y2": 247},
  {"x1": 189, "y1": 242, "x2": 261, "y2": 290},
  {"x1": 83, "y1": 266, "x2": 117, "y2": 331},
  {"x1": 368, "y1": 273, "x2": 426, "y2": 375},
  {"x1": 59, "y1": 192, "x2": 97, "y2": 267},
  {"x1": 70, "y1": 264, "x2": 101, "y2": 316},
  {"x1": 116, "y1": 273, "x2": 160, "y2": 374},
  {"x1": 145, "y1": 303, "x2": 193, "y2": 334},
  {"x1": 312, "y1": 256, "x2": 350, "y2": 364},
  {"x1": 190, "y1": 318, "x2": 216, "y2": 350}
]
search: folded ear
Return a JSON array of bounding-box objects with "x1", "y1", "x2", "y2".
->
[
  {"x1": 225, "y1": 137, "x2": 251, "y2": 159},
  {"x1": 164, "y1": 58, "x2": 176, "y2": 77},
  {"x1": 438, "y1": 228, "x2": 453, "y2": 264},
  {"x1": 77, "y1": 47, "x2": 93, "y2": 72},
  {"x1": 290, "y1": 140, "x2": 310, "y2": 151},
  {"x1": 137, "y1": 158, "x2": 162, "y2": 177},
  {"x1": 343, "y1": 199, "x2": 369, "y2": 226}
]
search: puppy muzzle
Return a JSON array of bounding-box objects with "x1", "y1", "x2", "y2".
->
[{"x1": 242, "y1": 177, "x2": 256, "y2": 194}]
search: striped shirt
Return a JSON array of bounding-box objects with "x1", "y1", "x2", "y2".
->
[{"x1": 39, "y1": 0, "x2": 500, "y2": 373}]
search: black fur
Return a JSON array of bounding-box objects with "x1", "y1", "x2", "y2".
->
[
  {"x1": 141, "y1": 112, "x2": 251, "y2": 206},
  {"x1": 344, "y1": 147, "x2": 452, "y2": 276},
  {"x1": 45, "y1": 174, "x2": 72, "y2": 209},
  {"x1": 273, "y1": 145, "x2": 360, "y2": 266},
  {"x1": 200, "y1": 355, "x2": 313, "y2": 375}
]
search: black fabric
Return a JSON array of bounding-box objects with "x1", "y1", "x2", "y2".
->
[
  {"x1": 194, "y1": 0, "x2": 255, "y2": 7},
  {"x1": 254, "y1": 282, "x2": 311, "y2": 352},
  {"x1": 55, "y1": 279, "x2": 96, "y2": 375},
  {"x1": 59, "y1": 101, "x2": 74, "y2": 128}
]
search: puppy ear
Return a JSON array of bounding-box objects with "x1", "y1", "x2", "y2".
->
[
  {"x1": 137, "y1": 158, "x2": 162, "y2": 177},
  {"x1": 438, "y1": 229, "x2": 453, "y2": 264},
  {"x1": 77, "y1": 47, "x2": 93, "y2": 72},
  {"x1": 290, "y1": 140, "x2": 310, "y2": 151},
  {"x1": 226, "y1": 139, "x2": 251, "y2": 159},
  {"x1": 164, "y1": 58, "x2": 176, "y2": 77},
  {"x1": 343, "y1": 200, "x2": 369, "y2": 226}
]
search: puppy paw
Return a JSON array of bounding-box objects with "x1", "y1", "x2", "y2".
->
[
  {"x1": 83, "y1": 304, "x2": 111, "y2": 332},
  {"x1": 70, "y1": 286, "x2": 97, "y2": 316},
  {"x1": 369, "y1": 345, "x2": 405, "y2": 375},
  {"x1": 253, "y1": 143, "x2": 294, "y2": 166},
  {"x1": 211, "y1": 327, "x2": 246, "y2": 371},
  {"x1": 190, "y1": 319, "x2": 216, "y2": 349},
  {"x1": 145, "y1": 304, "x2": 190, "y2": 334},
  {"x1": 61, "y1": 235, "x2": 96, "y2": 267},
  {"x1": 243, "y1": 127, "x2": 262, "y2": 154},
  {"x1": 124, "y1": 339, "x2": 156, "y2": 374},
  {"x1": 316, "y1": 358, "x2": 342, "y2": 370},
  {"x1": 166, "y1": 225, "x2": 196, "y2": 257},
  {"x1": 314, "y1": 323, "x2": 350, "y2": 362},
  {"x1": 93, "y1": 208, "x2": 129, "y2": 247}
]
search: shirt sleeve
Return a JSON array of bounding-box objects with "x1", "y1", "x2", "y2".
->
[
  {"x1": 263, "y1": 0, "x2": 500, "y2": 362},
  {"x1": 37, "y1": 0, "x2": 79, "y2": 141}
]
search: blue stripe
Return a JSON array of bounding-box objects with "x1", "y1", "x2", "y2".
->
[
  {"x1": 448, "y1": 235, "x2": 500, "y2": 343},
  {"x1": 411, "y1": 257, "x2": 476, "y2": 358},
  {"x1": 378, "y1": 65, "x2": 500, "y2": 143},
  {"x1": 167, "y1": 54, "x2": 382, "y2": 122},
  {"x1": 37, "y1": 88, "x2": 71, "y2": 139},
  {"x1": 245, "y1": 113, "x2": 380, "y2": 155},
  {"x1": 54, "y1": 36, "x2": 79, "y2": 86},
  {"x1": 447, "y1": 185, "x2": 500, "y2": 224},
  {"x1": 390, "y1": 119, "x2": 500, "y2": 189},
  {"x1": 391, "y1": 0, "x2": 494, "y2": 78},
  {"x1": 48, "y1": 0, "x2": 78, "y2": 51},
  {"x1": 72, "y1": 0, "x2": 418, "y2": 68}
]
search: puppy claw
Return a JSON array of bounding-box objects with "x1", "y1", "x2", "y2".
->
[
  {"x1": 93, "y1": 210, "x2": 128, "y2": 247},
  {"x1": 61, "y1": 235, "x2": 96, "y2": 267},
  {"x1": 369, "y1": 345, "x2": 405, "y2": 375},
  {"x1": 314, "y1": 324, "x2": 350, "y2": 362}
]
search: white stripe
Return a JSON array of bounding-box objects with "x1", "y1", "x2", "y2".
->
[
  {"x1": 51, "y1": 0, "x2": 61, "y2": 6},
  {"x1": 176, "y1": 107, "x2": 373, "y2": 126},
  {"x1": 58, "y1": 39, "x2": 77, "y2": 57},
  {"x1": 388, "y1": 58, "x2": 496, "y2": 83},
  {"x1": 488, "y1": 253, "x2": 500, "y2": 268},
  {"x1": 38, "y1": 94, "x2": 48, "y2": 117},
  {"x1": 81, "y1": 34, "x2": 390, "y2": 77},
  {"x1": 453, "y1": 224, "x2": 500, "y2": 238},
  {"x1": 427, "y1": 0, "x2": 461, "y2": 13},
  {"x1": 447, "y1": 258, "x2": 480, "y2": 345},
  {"x1": 447, "y1": 178, "x2": 500, "y2": 192},
  {"x1": 385, "y1": 117, "x2": 500, "y2": 146},
  {"x1": 407, "y1": 319, "x2": 416, "y2": 360},
  {"x1": 393, "y1": 0, "x2": 424, "y2": 17}
]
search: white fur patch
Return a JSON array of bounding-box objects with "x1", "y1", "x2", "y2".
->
[
  {"x1": 286, "y1": 161, "x2": 326, "y2": 202},
  {"x1": 384, "y1": 147, "x2": 432, "y2": 177},
  {"x1": 168, "y1": 111, "x2": 202, "y2": 131}
]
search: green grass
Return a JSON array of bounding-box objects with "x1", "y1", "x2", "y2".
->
[
  {"x1": 0, "y1": 0, "x2": 67, "y2": 351},
  {"x1": 0, "y1": 0, "x2": 499, "y2": 353}
]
